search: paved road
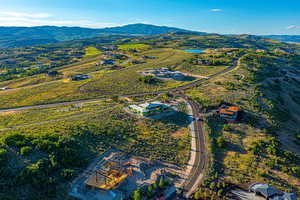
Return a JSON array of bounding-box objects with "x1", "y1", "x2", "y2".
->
[
  {"x1": 0, "y1": 54, "x2": 244, "y2": 198},
  {"x1": 176, "y1": 93, "x2": 208, "y2": 198}
]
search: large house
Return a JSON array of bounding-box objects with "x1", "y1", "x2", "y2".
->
[
  {"x1": 143, "y1": 55, "x2": 156, "y2": 59},
  {"x1": 70, "y1": 74, "x2": 91, "y2": 81},
  {"x1": 249, "y1": 183, "x2": 281, "y2": 199},
  {"x1": 217, "y1": 105, "x2": 240, "y2": 121},
  {"x1": 99, "y1": 59, "x2": 115, "y2": 66},
  {"x1": 249, "y1": 183, "x2": 297, "y2": 200},
  {"x1": 129, "y1": 101, "x2": 170, "y2": 116},
  {"x1": 270, "y1": 193, "x2": 297, "y2": 200}
]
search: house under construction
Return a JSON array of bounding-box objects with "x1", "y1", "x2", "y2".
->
[{"x1": 84, "y1": 160, "x2": 128, "y2": 190}]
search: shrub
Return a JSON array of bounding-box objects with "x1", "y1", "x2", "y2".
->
[
  {"x1": 60, "y1": 169, "x2": 75, "y2": 180},
  {"x1": 20, "y1": 146, "x2": 33, "y2": 156},
  {"x1": 132, "y1": 189, "x2": 142, "y2": 200},
  {"x1": 209, "y1": 182, "x2": 215, "y2": 191},
  {"x1": 194, "y1": 191, "x2": 201, "y2": 200},
  {"x1": 290, "y1": 166, "x2": 300, "y2": 177},
  {"x1": 147, "y1": 185, "x2": 153, "y2": 197},
  {"x1": 158, "y1": 176, "x2": 165, "y2": 189},
  {"x1": 223, "y1": 124, "x2": 231, "y2": 131},
  {"x1": 3, "y1": 134, "x2": 29, "y2": 148},
  {"x1": 216, "y1": 136, "x2": 226, "y2": 148},
  {"x1": 0, "y1": 148, "x2": 8, "y2": 164},
  {"x1": 138, "y1": 75, "x2": 159, "y2": 84}
]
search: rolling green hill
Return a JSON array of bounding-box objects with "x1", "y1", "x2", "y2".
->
[{"x1": 0, "y1": 23, "x2": 201, "y2": 48}]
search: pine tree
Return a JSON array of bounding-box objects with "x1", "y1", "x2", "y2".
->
[
  {"x1": 158, "y1": 177, "x2": 165, "y2": 189},
  {"x1": 132, "y1": 189, "x2": 142, "y2": 200}
]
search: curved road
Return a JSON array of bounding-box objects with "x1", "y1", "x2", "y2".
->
[
  {"x1": 0, "y1": 55, "x2": 243, "y2": 198},
  {"x1": 178, "y1": 93, "x2": 208, "y2": 197}
]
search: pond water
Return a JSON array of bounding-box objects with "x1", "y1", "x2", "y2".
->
[{"x1": 179, "y1": 49, "x2": 204, "y2": 53}]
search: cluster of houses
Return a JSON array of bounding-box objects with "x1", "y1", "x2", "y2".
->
[
  {"x1": 249, "y1": 182, "x2": 297, "y2": 200},
  {"x1": 142, "y1": 68, "x2": 187, "y2": 81},
  {"x1": 129, "y1": 101, "x2": 171, "y2": 117}
]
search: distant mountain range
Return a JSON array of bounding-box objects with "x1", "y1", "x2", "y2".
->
[
  {"x1": 0, "y1": 23, "x2": 299, "y2": 48},
  {"x1": 262, "y1": 35, "x2": 300, "y2": 43},
  {"x1": 0, "y1": 23, "x2": 203, "y2": 48}
]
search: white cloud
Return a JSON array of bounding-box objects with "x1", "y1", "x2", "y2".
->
[
  {"x1": 0, "y1": 17, "x2": 120, "y2": 28},
  {"x1": 210, "y1": 9, "x2": 223, "y2": 12},
  {"x1": 0, "y1": 11, "x2": 120, "y2": 28},
  {"x1": 286, "y1": 25, "x2": 300, "y2": 30},
  {"x1": 0, "y1": 11, "x2": 52, "y2": 18}
]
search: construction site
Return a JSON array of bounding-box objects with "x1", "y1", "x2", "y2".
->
[
  {"x1": 69, "y1": 149, "x2": 185, "y2": 200},
  {"x1": 141, "y1": 68, "x2": 193, "y2": 81}
]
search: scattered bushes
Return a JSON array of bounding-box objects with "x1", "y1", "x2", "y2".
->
[
  {"x1": 130, "y1": 176, "x2": 170, "y2": 200},
  {"x1": 60, "y1": 169, "x2": 75, "y2": 181},
  {"x1": 195, "y1": 180, "x2": 231, "y2": 199},
  {"x1": 247, "y1": 137, "x2": 280, "y2": 156},
  {"x1": 0, "y1": 133, "x2": 90, "y2": 199},
  {"x1": 138, "y1": 75, "x2": 160, "y2": 84},
  {"x1": 3, "y1": 133, "x2": 31, "y2": 148}
]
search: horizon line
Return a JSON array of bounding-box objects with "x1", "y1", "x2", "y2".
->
[{"x1": 0, "y1": 23, "x2": 299, "y2": 36}]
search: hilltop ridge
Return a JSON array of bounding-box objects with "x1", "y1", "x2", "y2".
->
[{"x1": 0, "y1": 23, "x2": 202, "y2": 48}]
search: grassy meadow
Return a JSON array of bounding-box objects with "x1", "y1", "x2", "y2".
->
[
  {"x1": 118, "y1": 43, "x2": 150, "y2": 50},
  {"x1": 84, "y1": 46, "x2": 102, "y2": 56}
]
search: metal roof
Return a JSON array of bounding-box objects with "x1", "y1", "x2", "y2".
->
[
  {"x1": 270, "y1": 193, "x2": 297, "y2": 200},
  {"x1": 250, "y1": 183, "x2": 281, "y2": 198}
]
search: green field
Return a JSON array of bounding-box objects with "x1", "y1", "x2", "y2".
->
[
  {"x1": 118, "y1": 43, "x2": 150, "y2": 50},
  {"x1": 84, "y1": 46, "x2": 102, "y2": 56}
]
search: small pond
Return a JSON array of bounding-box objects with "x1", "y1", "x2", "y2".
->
[{"x1": 178, "y1": 49, "x2": 204, "y2": 53}]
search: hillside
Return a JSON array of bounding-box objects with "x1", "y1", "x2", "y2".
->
[
  {"x1": 186, "y1": 49, "x2": 300, "y2": 198},
  {"x1": 0, "y1": 32, "x2": 299, "y2": 199},
  {"x1": 0, "y1": 24, "x2": 197, "y2": 48}
]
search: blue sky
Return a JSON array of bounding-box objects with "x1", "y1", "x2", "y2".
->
[{"x1": 0, "y1": 0, "x2": 300, "y2": 35}]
